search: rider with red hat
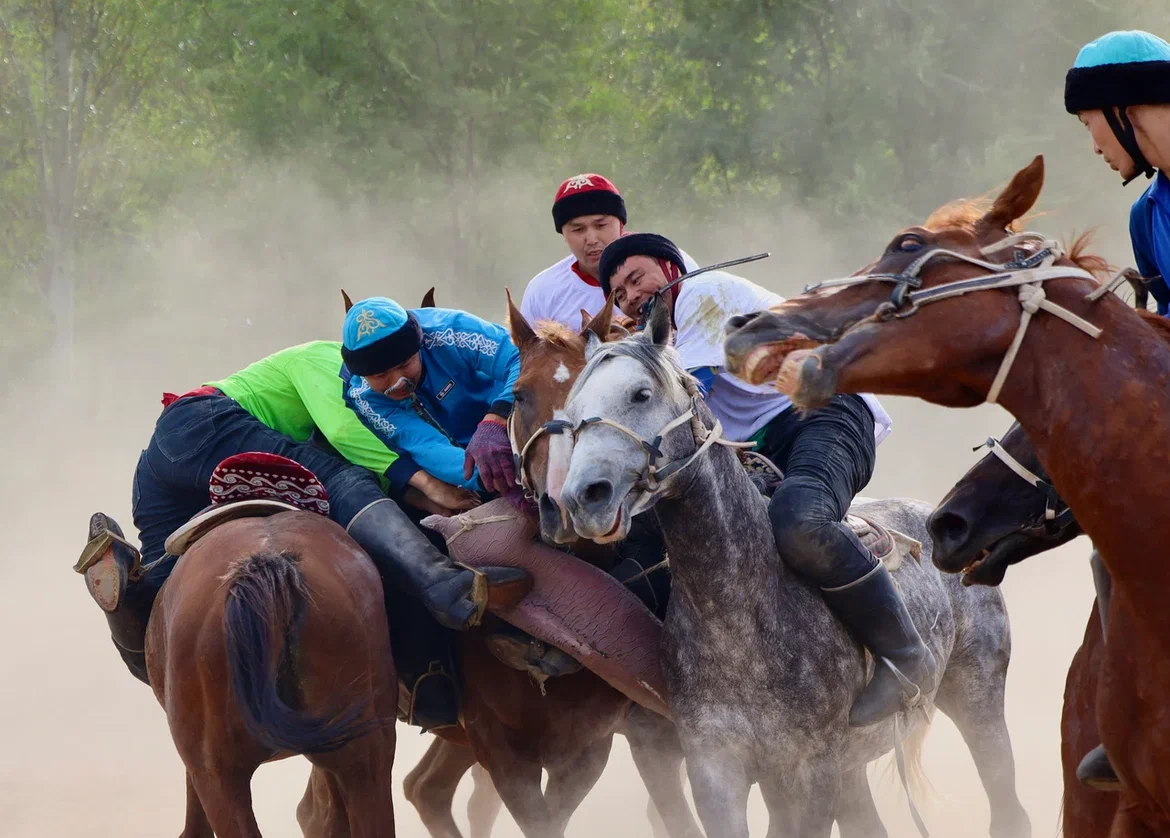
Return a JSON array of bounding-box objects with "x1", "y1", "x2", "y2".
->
[{"x1": 521, "y1": 174, "x2": 697, "y2": 328}]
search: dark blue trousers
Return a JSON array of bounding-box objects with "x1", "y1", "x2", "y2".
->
[
  {"x1": 757, "y1": 394, "x2": 879, "y2": 589},
  {"x1": 131, "y1": 393, "x2": 386, "y2": 598}
]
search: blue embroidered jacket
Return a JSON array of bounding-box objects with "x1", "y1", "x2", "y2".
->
[{"x1": 342, "y1": 307, "x2": 521, "y2": 490}]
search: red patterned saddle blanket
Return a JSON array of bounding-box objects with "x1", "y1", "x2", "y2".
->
[{"x1": 164, "y1": 452, "x2": 331, "y2": 555}]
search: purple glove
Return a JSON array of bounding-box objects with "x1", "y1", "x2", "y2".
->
[{"x1": 463, "y1": 418, "x2": 517, "y2": 495}]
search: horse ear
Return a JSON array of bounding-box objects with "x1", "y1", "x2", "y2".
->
[
  {"x1": 645, "y1": 296, "x2": 672, "y2": 346},
  {"x1": 579, "y1": 309, "x2": 592, "y2": 330},
  {"x1": 341, "y1": 289, "x2": 354, "y2": 314},
  {"x1": 505, "y1": 288, "x2": 538, "y2": 352},
  {"x1": 421, "y1": 287, "x2": 436, "y2": 308},
  {"x1": 581, "y1": 294, "x2": 616, "y2": 343},
  {"x1": 584, "y1": 330, "x2": 604, "y2": 361},
  {"x1": 980, "y1": 155, "x2": 1044, "y2": 233}
]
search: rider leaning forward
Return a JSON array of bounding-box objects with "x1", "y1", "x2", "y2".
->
[
  {"x1": 597, "y1": 232, "x2": 936, "y2": 727},
  {"x1": 1063, "y1": 26, "x2": 1170, "y2": 789},
  {"x1": 74, "y1": 339, "x2": 528, "y2": 731}
]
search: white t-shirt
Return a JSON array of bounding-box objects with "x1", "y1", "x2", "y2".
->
[
  {"x1": 672, "y1": 273, "x2": 893, "y2": 445},
  {"x1": 521, "y1": 250, "x2": 700, "y2": 329}
]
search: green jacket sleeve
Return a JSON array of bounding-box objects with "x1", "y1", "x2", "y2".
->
[{"x1": 290, "y1": 343, "x2": 400, "y2": 483}]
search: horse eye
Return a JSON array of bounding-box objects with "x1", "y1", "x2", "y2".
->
[
  {"x1": 513, "y1": 390, "x2": 527, "y2": 405},
  {"x1": 632, "y1": 388, "x2": 651, "y2": 403},
  {"x1": 897, "y1": 235, "x2": 924, "y2": 252}
]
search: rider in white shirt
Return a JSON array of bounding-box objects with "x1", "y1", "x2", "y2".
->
[
  {"x1": 521, "y1": 173, "x2": 697, "y2": 328},
  {"x1": 599, "y1": 232, "x2": 934, "y2": 730}
]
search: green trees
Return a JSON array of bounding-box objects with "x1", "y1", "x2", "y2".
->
[{"x1": 0, "y1": 0, "x2": 1161, "y2": 370}]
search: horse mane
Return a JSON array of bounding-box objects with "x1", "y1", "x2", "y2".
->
[
  {"x1": 925, "y1": 198, "x2": 1116, "y2": 286},
  {"x1": 1138, "y1": 308, "x2": 1170, "y2": 343},
  {"x1": 923, "y1": 197, "x2": 1029, "y2": 234},
  {"x1": 533, "y1": 320, "x2": 585, "y2": 350}
]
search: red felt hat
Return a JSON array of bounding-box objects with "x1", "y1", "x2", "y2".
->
[{"x1": 552, "y1": 173, "x2": 627, "y2": 233}]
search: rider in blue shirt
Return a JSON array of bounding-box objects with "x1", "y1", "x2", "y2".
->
[
  {"x1": 341, "y1": 297, "x2": 525, "y2": 507},
  {"x1": 1064, "y1": 28, "x2": 1170, "y2": 790}
]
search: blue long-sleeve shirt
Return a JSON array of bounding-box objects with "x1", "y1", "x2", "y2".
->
[
  {"x1": 342, "y1": 307, "x2": 521, "y2": 490},
  {"x1": 1130, "y1": 171, "x2": 1170, "y2": 316}
]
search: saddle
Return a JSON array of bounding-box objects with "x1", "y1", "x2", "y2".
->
[
  {"x1": 422, "y1": 500, "x2": 672, "y2": 719},
  {"x1": 164, "y1": 453, "x2": 331, "y2": 556}
]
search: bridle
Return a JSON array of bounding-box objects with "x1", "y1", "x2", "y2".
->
[
  {"x1": 973, "y1": 437, "x2": 1075, "y2": 538},
  {"x1": 510, "y1": 390, "x2": 751, "y2": 511},
  {"x1": 803, "y1": 232, "x2": 1132, "y2": 404}
]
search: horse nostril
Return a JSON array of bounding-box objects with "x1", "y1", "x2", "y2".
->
[
  {"x1": 726, "y1": 312, "x2": 760, "y2": 333},
  {"x1": 581, "y1": 480, "x2": 614, "y2": 508},
  {"x1": 930, "y1": 510, "x2": 970, "y2": 550}
]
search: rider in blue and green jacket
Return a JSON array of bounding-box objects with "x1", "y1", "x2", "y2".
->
[{"x1": 341, "y1": 298, "x2": 527, "y2": 509}]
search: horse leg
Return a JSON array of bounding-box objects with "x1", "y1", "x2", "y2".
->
[
  {"x1": 759, "y1": 759, "x2": 839, "y2": 838},
  {"x1": 834, "y1": 765, "x2": 886, "y2": 838},
  {"x1": 467, "y1": 763, "x2": 504, "y2": 838},
  {"x1": 305, "y1": 726, "x2": 397, "y2": 838},
  {"x1": 186, "y1": 767, "x2": 263, "y2": 838},
  {"x1": 544, "y1": 737, "x2": 614, "y2": 834},
  {"x1": 297, "y1": 766, "x2": 351, "y2": 838},
  {"x1": 477, "y1": 747, "x2": 557, "y2": 838},
  {"x1": 685, "y1": 749, "x2": 752, "y2": 838},
  {"x1": 403, "y1": 737, "x2": 476, "y2": 838},
  {"x1": 625, "y1": 709, "x2": 703, "y2": 838},
  {"x1": 935, "y1": 655, "x2": 1031, "y2": 838},
  {"x1": 180, "y1": 773, "x2": 214, "y2": 838}
]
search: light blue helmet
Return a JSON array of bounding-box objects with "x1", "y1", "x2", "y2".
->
[
  {"x1": 341, "y1": 297, "x2": 422, "y2": 376},
  {"x1": 1064, "y1": 30, "x2": 1170, "y2": 184}
]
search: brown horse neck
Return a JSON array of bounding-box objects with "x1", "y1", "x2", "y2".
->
[{"x1": 1000, "y1": 290, "x2": 1170, "y2": 622}]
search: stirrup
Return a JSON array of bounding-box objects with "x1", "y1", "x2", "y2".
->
[{"x1": 405, "y1": 661, "x2": 462, "y2": 733}]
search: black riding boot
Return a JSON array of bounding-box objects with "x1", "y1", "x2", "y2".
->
[
  {"x1": 384, "y1": 588, "x2": 463, "y2": 731},
  {"x1": 75, "y1": 512, "x2": 152, "y2": 685},
  {"x1": 345, "y1": 498, "x2": 530, "y2": 631},
  {"x1": 1076, "y1": 551, "x2": 1120, "y2": 791},
  {"x1": 822, "y1": 562, "x2": 937, "y2": 727}
]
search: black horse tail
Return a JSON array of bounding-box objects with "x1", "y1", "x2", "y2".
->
[{"x1": 223, "y1": 550, "x2": 375, "y2": 754}]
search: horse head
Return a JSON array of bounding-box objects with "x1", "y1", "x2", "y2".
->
[
  {"x1": 551, "y1": 301, "x2": 706, "y2": 544},
  {"x1": 929, "y1": 421, "x2": 1081, "y2": 586},
  {"x1": 722, "y1": 155, "x2": 1109, "y2": 410},
  {"x1": 506, "y1": 290, "x2": 627, "y2": 543}
]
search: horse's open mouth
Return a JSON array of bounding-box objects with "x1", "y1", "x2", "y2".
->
[
  {"x1": 594, "y1": 505, "x2": 624, "y2": 544},
  {"x1": 740, "y1": 336, "x2": 821, "y2": 387}
]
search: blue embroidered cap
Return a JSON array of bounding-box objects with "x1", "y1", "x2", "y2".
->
[
  {"x1": 1065, "y1": 30, "x2": 1170, "y2": 113},
  {"x1": 341, "y1": 297, "x2": 423, "y2": 376}
]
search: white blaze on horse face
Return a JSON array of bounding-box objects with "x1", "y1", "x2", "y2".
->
[
  {"x1": 545, "y1": 420, "x2": 573, "y2": 506},
  {"x1": 553, "y1": 362, "x2": 571, "y2": 384}
]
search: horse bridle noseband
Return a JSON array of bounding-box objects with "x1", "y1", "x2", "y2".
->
[
  {"x1": 802, "y1": 232, "x2": 1133, "y2": 404},
  {"x1": 510, "y1": 393, "x2": 750, "y2": 509},
  {"x1": 974, "y1": 437, "x2": 1074, "y2": 538}
]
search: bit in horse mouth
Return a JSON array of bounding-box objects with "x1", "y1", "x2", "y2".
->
[
  {"x1": 959, "y1": 547, "x2": 992, "y2": 581},
  {"x1": 740, "y1": 335, "x2": 822, "y2": 386}
]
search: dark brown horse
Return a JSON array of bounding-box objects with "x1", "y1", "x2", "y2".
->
[
  {"x1": 928, "y1": 421, "x2": 1116, "y2": 837},
  {"x1": 144, "y1": 510, "x2": 398, "y2": 837},
  {"x1": 723, "y1": 154, "x2": 1170, "y2": 836},
  {"x1": 401, "y1": 291, "x2": 701, "y2": 838}
]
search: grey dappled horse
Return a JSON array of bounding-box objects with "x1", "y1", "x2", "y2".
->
[{"x1": 545, "y1": 302, "x2": 1031, "y2": 838}]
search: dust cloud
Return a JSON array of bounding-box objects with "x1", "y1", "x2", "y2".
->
[{"x1": 0, "y1": 110, "x2": 1137, "y2": 835}]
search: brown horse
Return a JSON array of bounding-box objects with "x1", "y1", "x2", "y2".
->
[
  {"x1": 723, "y1": 154, "x2": 1170, "y2": 836},
  {"x1": 928, "y1": 421, "x2": 1117, "y2": 837},
  {"x1": 402, "y1": 292, "x2": 701, "y2": 838},
  {"x1": 145, "y1": 510, "x2": 398, "y2": 838}
]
